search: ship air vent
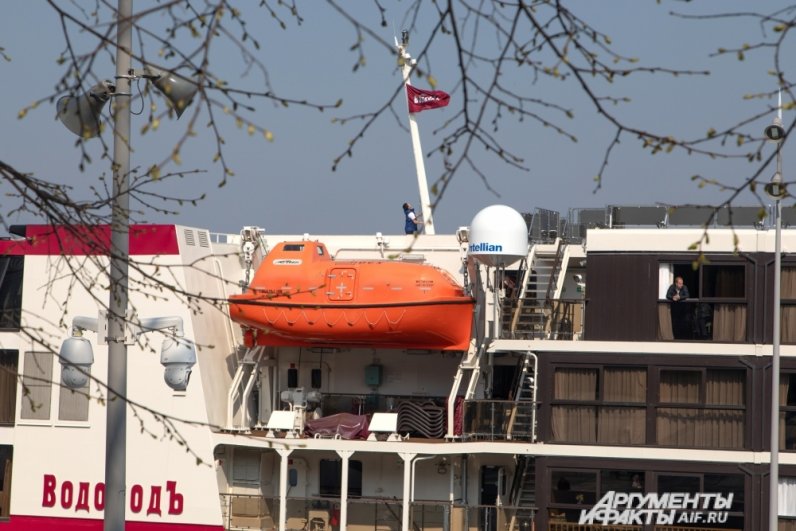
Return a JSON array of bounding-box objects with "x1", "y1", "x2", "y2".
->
[
  {"x1": 198, "y1": 231, "x2": 210, "y2": 248},
  {"x1": 184, "y1": 229, "x2": 196, "y2": 247}
]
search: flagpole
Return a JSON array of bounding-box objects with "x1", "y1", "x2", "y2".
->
[{"x1": 397, "y1": 33, "x2": 435, "y2": 235}]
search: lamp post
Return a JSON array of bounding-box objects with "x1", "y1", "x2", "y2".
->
[
  {"x1": 105, "y1": 3, "x2": 133, "y2": 529},
  {"x1": 55, "y1": 2, "x2": 197, "y2": 530},
  {"x1": 765, "y1": 97, "x2": 786, "y2": 531}
]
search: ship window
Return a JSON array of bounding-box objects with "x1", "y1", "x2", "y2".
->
[
  {"x1": 701, "y1": 265, "x2": 745, "y2": 298},
  {"x1": 656, "y1": 369, "x2": 745, "y2": 448},
  {"x1": 657, "y1": 473, "x2": 745, "y2": 527},
  {"x1": 284, "y1": 244, "x2": 304, "y2": 251},
  {"x1": 58, "y1": 377, "x2": 89, "y2": 422},
  {"x1": 20, "y1": 351, "x2": 53, "y2": 420},
  {"x1": 232, "y1": 448, "x2": 261, "y2": 485},
  {"x1": 781, "y1": 268, "x2": 796, "y2": 344},
  {"x1": 0, "y1": 351, "x2": 17, "y2": 425},
  {"x1": 316, "y1": 246, "x2": 324, "y2": 256},
  {"x1": 551, "y1": 367, "x2": 646, "y2": 445},
  {"x1": 780, "y1": 477, "x2": 796, "y2": 517},
  {"x1": 319, "y1": 459, "x2": 362, "y2": 497},
  {"x1": 0, "y1": 256, "x2": 23, "y2": 331},
  {"x1": 778, "y1": 373, "x2": 796, "y2": 451},
  {"x1": 551, "y1": 470, "x2": 596, "y2": 504}
]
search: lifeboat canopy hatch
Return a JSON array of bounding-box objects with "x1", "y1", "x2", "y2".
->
[{"x1": 468, "y1": 205, "x2": 528, "y2": 267}]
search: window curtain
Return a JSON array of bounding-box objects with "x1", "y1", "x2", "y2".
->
[
  {"x1": 0, "y1": 353, "x2": 17, "y2": 424},
  {"x1": 780, "y1": 375, "x2": 796, "y2": 451},
  {"x1": 552, "y1": 369, "x2": 597, "y2": 442},
  {"x1": 657, "y1": 370, "x2": 744, "y2": 449},
  {"x1": 657, "y1": 303, "x2": 674, "y2": 340},
  {"x1": 702, "y1": 371, "x2": 744, "y2": 448},
  {"x1": 780, "y1": 477, "x2": 796, "y2": 517},
  {"x1": 20, "y1": 351, "x2": 52, "y2": 420},
  {"x1": 58, "y1": 381, "x2": 89, "y2": 421},
  {"x1": 782, "y1": 269, "x2": 796, "y2": 343},
  {"x1": 713, "y1": 304, "x2": 747, "y2": 342},
  {"x1": 598, "y1": 368, "x2": 647, "y2": 444}
]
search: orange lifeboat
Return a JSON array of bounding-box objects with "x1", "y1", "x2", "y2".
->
[{"x1": 228, "y1": 240, "x2": 474, "y2": 351}]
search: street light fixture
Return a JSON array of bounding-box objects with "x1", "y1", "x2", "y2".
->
[
  {"x1": 56, "y1": 69, "x2": 197, "y2": 138},
  {"x1": 766, "y1": 93, "x2": 786, "y2": 531},
  {"x1": 55, "y1": 2, "x2": 197, "y2": 530}
]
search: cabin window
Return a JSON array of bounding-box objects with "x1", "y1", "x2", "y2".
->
[
  {"x1": 58, "y1": 380, "x2": 89, "y2": 422},
  {"x1": 316, "y1": 246, "x2": 325, "y2": 256},
  {"x1": 778, "y1": 373, "x2": 796, "y2": 451},
  {"x1": 656, "y1": 369, "x2": 745, "y2": 449},
  {"x1": 0, "y1": 445, "x2": 11, "y2": 518},
  {"x1": 657, "y1": 473, "x2": 745, "y2": 527},
  {"x1": 319, "y1": 459, "x2": 362, "y2": 497},
  {"x1": 548, "y1": 467, "x2": 744, "y2": 527},
  {"x1": 284, "y1": 244, "x2": 304, "y2": 251},
  {"x1": 549, "y1": 468, "x2": 643, "y2": 524},
  {"x1": 551, "y1": 367, "x2": 646, "y2": 444},
  {"x1": 781, "y1": 268, "x2": 796, "y2": 344},
  {"x1": 658, "y1": 262, "x2": 747, "y2": 342},
  {"x1": 20, "y1": 351, "x2": 52, "y2": 420},
  {"x1": 0, "y1": 256, "x2": 23, "y2": 331},
  {"x1": 780, "y1": 477, "x2": 796, "y2": 518},
  {"x1": 0, "y1": 351, "x2": 17, "y2": 425},
  {"x1": 232, "y1": 448, "x2": 261, "y2": 485}
]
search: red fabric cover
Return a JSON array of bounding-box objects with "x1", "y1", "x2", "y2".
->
[{"x1": 304, "y1": 413, "x2": 369, "y2": 439}]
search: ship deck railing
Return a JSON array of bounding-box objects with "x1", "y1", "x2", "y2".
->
[
  {"x1": 461, "y1": 399, "x2": 536, "y2": 442},
  {"x1": 219, "y1": 492, "x2": 537, "y2": 530},
  {"x1": 549, "y1": 523, "x2": 741, "y2": 531}
]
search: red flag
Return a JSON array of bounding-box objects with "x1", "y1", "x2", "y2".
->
[{"x1": 406, "y1": 84, "x2": 450, "y2": 113}]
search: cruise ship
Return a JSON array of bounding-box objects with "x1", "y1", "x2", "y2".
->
[{"x1": 0, "y1": 203, "x2": 792, "y2": 530}]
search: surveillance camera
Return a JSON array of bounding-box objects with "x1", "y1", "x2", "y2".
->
[
  {"x1": 59, "y1": 336, "x2": 94, "y2": 389},
  {"x1": 161, "y1": 337, "x2": 197, "y2": 391}
]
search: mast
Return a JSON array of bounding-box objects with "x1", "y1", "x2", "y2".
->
[{"x1": 397, "y1": 31, "x2": 435, "y2": 235}]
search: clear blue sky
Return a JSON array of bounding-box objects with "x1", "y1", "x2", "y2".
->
[{"x1": 1, "y1": 1, "x2": 792, "y2": 235}]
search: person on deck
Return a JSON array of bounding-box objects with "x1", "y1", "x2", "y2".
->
[
  {"x1": 666, "y1": 276, "x2": 691, "y2": 339},
  {"x1": 403, "y1": 202, "x2": 423, "y2": 234},
  {"x1": 666, "y1": 276, "x2": 689, "y2": 302}
]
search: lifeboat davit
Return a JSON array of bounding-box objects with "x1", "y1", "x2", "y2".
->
[{"x1": 228, "y1": 240, "x2": 474, "y2": 351}]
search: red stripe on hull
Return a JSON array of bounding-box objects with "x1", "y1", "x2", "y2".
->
[
  {"x1": 5, "y1": 515, "x2": 222, "y2": 530},
  {"x1": 0, "y1": 225, "x2": 180, "y2": 256}
]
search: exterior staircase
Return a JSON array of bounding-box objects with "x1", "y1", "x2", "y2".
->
[
  {"x1": 507, "y1": 353, "x2": 536, "y2": 441},
  {"x1": 505, "y1": 239, "x2": 566, "y2": 339},
  {"x1": 509, "y1": 455, "x2": 537, "y2": 530}
]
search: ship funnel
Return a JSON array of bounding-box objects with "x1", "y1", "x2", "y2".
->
[{"x1": 467, "y1": 205, "x2": 528, "y2": 267}]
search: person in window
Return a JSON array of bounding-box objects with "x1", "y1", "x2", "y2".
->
[
  {"x1": 667, "y1": 276, "x2": 691, "y2": 339},
  {"x1": 403, "y1": 202, "x2": 423, "y2": 234},
  {"x1": 666, "y1": 276, "x2": 690, "y2": 302}
]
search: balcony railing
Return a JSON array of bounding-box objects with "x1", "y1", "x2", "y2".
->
[{"x1": 219, "y1": 493, "x2": 536, "y2": 530}]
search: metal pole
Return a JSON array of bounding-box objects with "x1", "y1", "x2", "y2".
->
[
  {"x1": 106, "y1": 0, "x2": 132, "y2": 529},
  {"x1": 769, "y1": 134, "x2": 784, "y2": 531},
  {"x1": 398, "y1": 39, "x2": 435, "y2": 235}
]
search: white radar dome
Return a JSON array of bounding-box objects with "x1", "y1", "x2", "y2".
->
[{"x1": 468, "y1": 205, "x2": 528, "y2": 267}]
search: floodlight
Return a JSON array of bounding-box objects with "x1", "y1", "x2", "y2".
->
[
  {"x1": 766, "y1": 172, "x2": 787, "y2": 200},
  {"x1": 56, "y1": 81, "x2": 113, "y2": 138},
  {"x1": 147, "y1": 67, "x2": 198, "y2": 118}
]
